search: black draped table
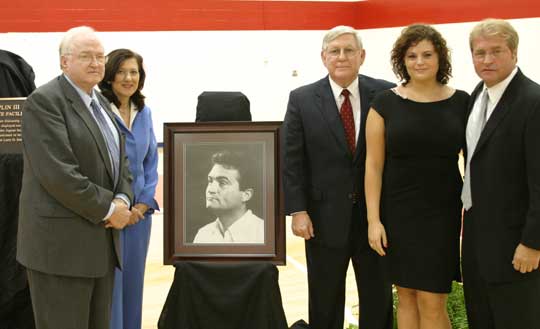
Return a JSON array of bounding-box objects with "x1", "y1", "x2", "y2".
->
[
  {"x1": 158, "y1": 262, "x2": 288, "y2": 329},
  {"x1": 0, "y1": 154, "x2": 35, "y2": 328}
]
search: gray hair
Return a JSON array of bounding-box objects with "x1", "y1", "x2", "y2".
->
[
  {"x1": 469, "y1": 19, "x2": 519, "y2": 52},
  {"x1": 322, "y1": 25, "x2": 363, "y2": 51},
  {"x1": 59, "y1": 26, "x2": 97, "y2": 56}
]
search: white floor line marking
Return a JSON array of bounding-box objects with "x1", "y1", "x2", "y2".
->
[{"x1": 285, "y1": 255, "x2": 358, "y2": 327}]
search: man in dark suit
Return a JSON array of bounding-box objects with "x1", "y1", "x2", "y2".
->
[
  {"x1": 16, "y1": 26, "x2": 133, "y2": 329},
  {"x1": 282, "y1": 25, "x2": 394, "y2": 329},
  {"x1": 461, "y1": 19, "x2": 540, "y2": 329}
]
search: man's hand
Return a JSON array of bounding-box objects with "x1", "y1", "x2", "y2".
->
[
  {"x1": 291, "y1": 212, "x2": 314, "y2": 240},
  {"x1": 127, "y1": 203, "x2": 148, "y2": 225},
  {"x1": 512, "y1": 243, "x2": 540, "y2": 273},
  {"x1": 105, "y1": 199, "x2": 131, "y2": 229}
]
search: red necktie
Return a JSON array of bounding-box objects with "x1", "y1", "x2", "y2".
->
[{"x1": 340, "y1": 89, "x2": 356, "y2": 154}]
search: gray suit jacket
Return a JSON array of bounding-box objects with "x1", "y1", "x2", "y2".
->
[{"x1": 17, "y1": 75, "x2": 133, "y2": 278}]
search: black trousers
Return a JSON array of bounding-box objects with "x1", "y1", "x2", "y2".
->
[
  {"x1": 305, "y1": 205, "x2": 393, "y2": 329},
  {"x1": 463, "y1": 210, "x2": 540, "y2": 329}
]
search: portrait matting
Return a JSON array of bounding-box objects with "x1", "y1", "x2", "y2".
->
[{"x1": 163, "y1": 121, "x2": 285, "y2": 264}]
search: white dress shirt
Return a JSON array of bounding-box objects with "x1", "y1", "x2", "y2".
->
[
  {"x1": 467, "y1": 66, "x2": 518, "y2": 140},
  {"x1": 193, "y1": 210, "x2": 265, "y2": 244},
  {"x1": 328, "y1": 76, "x2": 361, "y2": 143}
]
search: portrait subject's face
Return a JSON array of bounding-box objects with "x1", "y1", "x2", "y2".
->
[{"x1": 206, "y1": 164, "x2": 251, "y2": 214}]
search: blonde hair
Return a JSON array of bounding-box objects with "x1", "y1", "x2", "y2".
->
[{"x1": 469, "y1": 19, "x2": 519, "y2": 52}]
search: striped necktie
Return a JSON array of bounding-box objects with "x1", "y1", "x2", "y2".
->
[{"x1": 90, "y1": 99, "x2": 119, "y2": 185}]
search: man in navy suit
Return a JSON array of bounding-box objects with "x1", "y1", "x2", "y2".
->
[
  {"x1": 462, "y1": 19, "x2": 540, "y2": 329},
  {"x1": 282, "y1": 25, "x2": 394, "y2": 329}
]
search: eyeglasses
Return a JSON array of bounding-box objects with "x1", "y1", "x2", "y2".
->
[
  {"x1": 325, "y1": 47, "x2": 359, "y2": 59},
  {"x1": 66, "y1": 52, "x2": 106, "y2": 64},
  {"x1": 116, "y1": 70, "x2": 140, "y2": 79},
  {"x1": 472, "y1": 48, "x2": 508, "y2": 61}
]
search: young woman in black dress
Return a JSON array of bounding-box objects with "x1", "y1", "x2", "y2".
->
[{"x1": 365, "y1": 24, "x2": 468, "y2": 329}]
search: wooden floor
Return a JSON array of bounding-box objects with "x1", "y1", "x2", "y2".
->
[{"x1": 140, "y1": 153, "x2": 361, "y2": 329}]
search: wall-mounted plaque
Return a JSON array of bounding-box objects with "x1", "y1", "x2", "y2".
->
[{"x1": 0, "y1": 98, "x2": 25, "y2": 154}]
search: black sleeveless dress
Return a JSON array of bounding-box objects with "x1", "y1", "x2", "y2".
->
[{"x1": 371, "y1": 89, "x2": 469, "y2": 293}]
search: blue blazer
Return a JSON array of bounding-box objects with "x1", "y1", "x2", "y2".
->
[{"x1": 114, "y1": 105, "x2": 159, "y2": 213}]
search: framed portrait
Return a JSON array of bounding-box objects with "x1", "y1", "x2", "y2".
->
[{"x1": 163, "y1": 121, "x2": 285, "y2": 264}]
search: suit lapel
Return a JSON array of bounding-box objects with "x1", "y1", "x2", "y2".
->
[
  {"x1": 316, "y1": 77, "x2": 351, "y2": 156},
  {"x1": 97, "y1": 92, "x2": 125, "y2": 189},
  {"x1": 464, "y1": 83, "x2": 483, "y2": 162},
  {"x1": 473, "y1": 70, "x2": 522, "y2": 157},
  {"x1": 468, "y1": 83, "x2": 483, "y2": 119},
  {"x1": 355, "y1": 75, "x2": 375, "y2": 163},
  {"x1": 59, "y1": 76, "x2": 115, "y2": 184}
]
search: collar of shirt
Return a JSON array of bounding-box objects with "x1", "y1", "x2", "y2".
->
[
  {"x1": 110, "y1": 101, "x2": 138, "y2": 130},
  {"x1": 64, "y1": 74, "x2": 120, "y2": 148},
  {"x1": 482, "y1": 66, "x2": 518, "y2": 118},
  {"x1": 64, "y1": 74, "x2": 99, "y2": 110},
  {"x1": 216, "y1": 209, "x2": 260, "y2": 242},
  {"x1": 328, "y1": 76, "x2": 361, "y2": 141},
  {"x1": 328, "y1": 76, "x2": 359, "y2": 106}
]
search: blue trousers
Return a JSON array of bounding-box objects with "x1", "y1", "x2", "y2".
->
[{"x1": 110, "y1": 215, "x2": 152, "y2": 329}]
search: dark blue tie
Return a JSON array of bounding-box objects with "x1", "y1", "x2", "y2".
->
[{"x1": 90, "y1": 99, "x2": 119, "y2": 185}]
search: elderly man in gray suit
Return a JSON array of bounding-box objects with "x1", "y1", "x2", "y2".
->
[{"x1": 16, "y1": 26, "x2": 133, "y2": 329}]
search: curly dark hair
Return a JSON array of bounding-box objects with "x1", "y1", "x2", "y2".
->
[
  {"x1": 391, "y1": 24, "x2": 452, "y2": 85},
  {"x1": 98, "y1": 48, "x2": 146, "y2": 111}
]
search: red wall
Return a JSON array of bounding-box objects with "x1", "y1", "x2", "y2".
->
[{"x1": 2, "y1": 0, "x2": 539, "y2": 32}]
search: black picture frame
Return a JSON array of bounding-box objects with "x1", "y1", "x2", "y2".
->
[{"x1": 163, "y1": 121, "x2": 285, "y2": 264}]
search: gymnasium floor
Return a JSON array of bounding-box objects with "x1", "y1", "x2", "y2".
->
[{"x1": 140, "y1": 152, "x2": 361, "y2": 329}]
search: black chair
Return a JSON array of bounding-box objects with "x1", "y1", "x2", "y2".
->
[{"x1": 195, "y1": 91, "x2": 251, "y2": 122}]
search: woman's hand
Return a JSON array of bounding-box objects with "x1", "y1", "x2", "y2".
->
[
  {"x1": 127, "y1": 203, "x2": 148, "y2": 225},
  {"x1": 368, "y1": 221, "x2": 388, "y2": 256}
]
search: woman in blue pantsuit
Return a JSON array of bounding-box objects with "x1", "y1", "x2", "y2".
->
[{"x1": 99, "y1": 48, "x2": 159, "y2": 329}]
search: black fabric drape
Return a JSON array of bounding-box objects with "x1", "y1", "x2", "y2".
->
[
  {"x1": 0, "y1": 49, "x2": 36, "y2": 329},
  {"x1": 0, "y1": 50, "x2": 36, "y2": 98},
  {"x1": 158, "y1": 262, "x2": 287, "y2": 329},
  {"x1": 0, "y1": 155, "x2": 24, "y2": 306},
  {"x1": 0, "y1": 155, "x2": 35, "y2": 328}
]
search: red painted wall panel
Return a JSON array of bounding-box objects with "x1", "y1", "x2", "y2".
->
[{"x1": 1, "y1": 0, "x2": 539, "y2": 32}]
